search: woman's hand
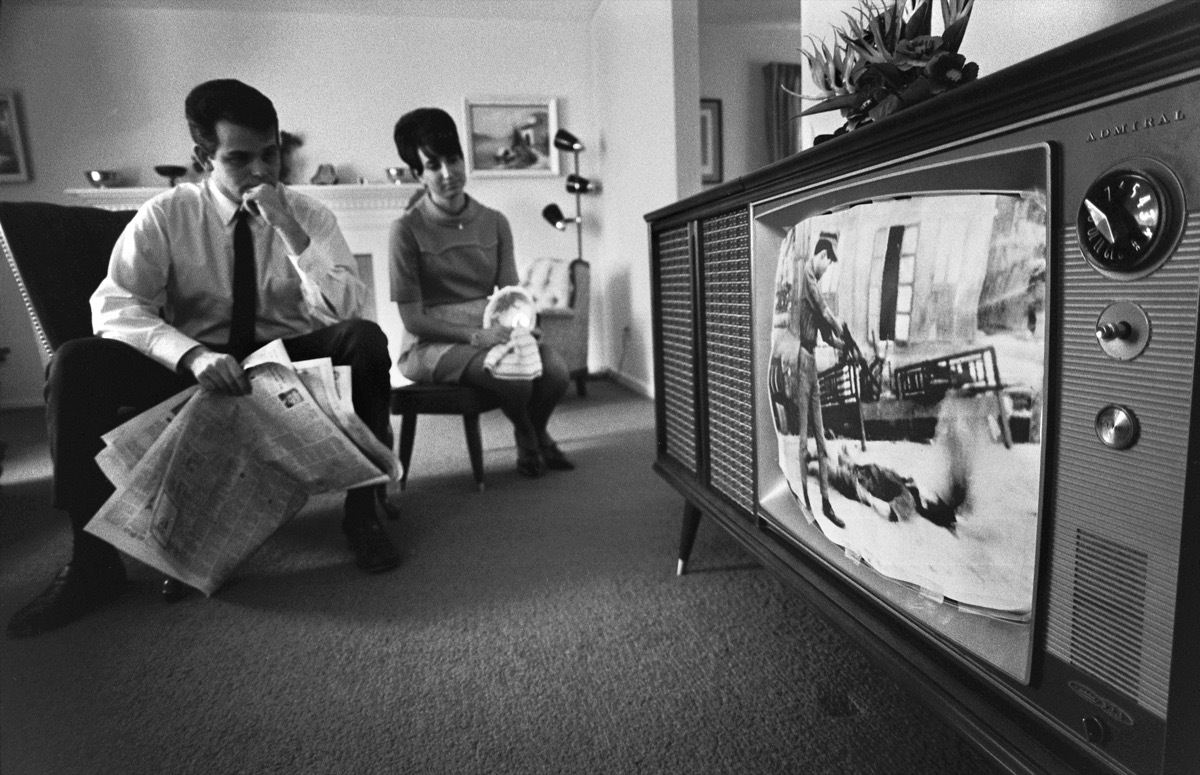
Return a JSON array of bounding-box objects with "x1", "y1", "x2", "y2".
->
[{"x1": 470, "y1": 326, "x2": 512, "y2": 348}]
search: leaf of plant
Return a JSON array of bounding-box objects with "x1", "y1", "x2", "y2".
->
[{"x1": 799, "y1": 93, "x2": 864, "y2": 116}]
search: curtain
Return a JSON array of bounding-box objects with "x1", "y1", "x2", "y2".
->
[{"x1": 763, "y1": 62, "x2": 805, "y2": 163}]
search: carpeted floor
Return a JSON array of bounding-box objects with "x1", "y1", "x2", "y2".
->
[{"x1": 0, "y1": 379, "x2": 1006, "y2": 774}]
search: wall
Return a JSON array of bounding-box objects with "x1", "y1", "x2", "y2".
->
[
  {"x1": 0, "y1": 0, "x2": 602, "y2": 406},
  {"x1": 697, "y1": 21, "x2": 803, "y2": 187},
  {"x1": 587, "y1": 0, "x2": 698, "y2": 396}
]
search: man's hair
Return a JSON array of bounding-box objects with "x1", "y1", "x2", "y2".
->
[
  {"x1": 185, "y1": 79, "x2": 278, "y2": 155},
  {"x1": 393, "y1": 107, "x2": 463, "y2": 175},
  {"x1": 814, "y1": 231, "x2": 839, "y2": 263}
]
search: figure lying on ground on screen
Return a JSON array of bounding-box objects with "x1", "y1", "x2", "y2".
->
[{"x1": 812, "y1": 445, "x2": 963, "y2": 532}]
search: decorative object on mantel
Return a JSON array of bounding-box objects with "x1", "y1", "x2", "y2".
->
[
  {"x1": 153, "y1": 165, "x2": 188, "y2": 187},
  {"x1": 541, "y1": 128, "x2": 597, "y2": 264},
  {"x1": 85, "y1": 170, "x2": 120, "y2": 188},
  {"x1": 0, "y1": 91, "x2": 31, "y2": 184},
  {"x1": 310, "y1": 163, "x2": 338, "y2": 185},
  {"x1": 796, "y1": 0, "x2": 978, "y2": 144},
  {"x1": 385, "y1": 166, "x2": 411, "y2": 184},
  {"x1": 279, "y1": 130, "x2": 303, "y2": 184}
]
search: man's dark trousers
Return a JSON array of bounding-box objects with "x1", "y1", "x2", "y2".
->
[{"x1": 46, "y1": 319, "x2": 392, "y2": 552}]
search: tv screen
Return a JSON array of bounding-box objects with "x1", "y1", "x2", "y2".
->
[{"x1": 752, "y1": 145, "x2": 1051, "y2": 683}]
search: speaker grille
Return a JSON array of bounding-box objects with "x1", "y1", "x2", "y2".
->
[
  {"x1": 656, "y1": 225, "x2": 698, "y2": 473},
  {"x1": 700, "y1": 209, "x2": 756, "y2": 515},
  {"x1": 1042, "y1": 212, "x2": 1200, "y2": 719},
  {"x1": 1068, "y1": 529, "x2": 1150, "y2": 698}
]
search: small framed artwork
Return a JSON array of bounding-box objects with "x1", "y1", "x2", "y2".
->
[
  {"x1": 700, "y1": 98, "x2": 723, "y2": 185},
  {"x1": 463, "y1": 97, "x2": 560, "y2": 177},
  {"x1": 0, "y1": 91, "x2": 30, "y2": 184}
]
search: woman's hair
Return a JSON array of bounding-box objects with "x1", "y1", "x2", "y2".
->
[
  {"x1": 185, "y1": 79, "x2": 278, "y2": 155},
  {"x1": 393, "y1": 107, "x2": 464, "y2": 175}
]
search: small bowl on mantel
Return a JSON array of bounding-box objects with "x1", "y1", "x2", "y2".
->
[{"x1": 85, "y1": 170, "x2": 120, "y2": 188}]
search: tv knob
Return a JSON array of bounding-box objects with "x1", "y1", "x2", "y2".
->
[
  {"x1": 1096, "y1": 321, "x2": 1131, "y2": 341},
  {"x1": 1082, "y1": 715, "x2": 1109, "y2": 744},
  {"x1": 1096, "y1": 405, "x2": 1139, "y2": 450},
  {"x1": 1095, "y1": 301, "x2": 1150, "y2": 360}
]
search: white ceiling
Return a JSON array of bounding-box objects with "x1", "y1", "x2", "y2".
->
[
  {"x1": 17, "y1": 0, "x2": 603, "y2": 18},
  {"x1": 19, "y1": 0, "x2": 803, "y2": 24}
]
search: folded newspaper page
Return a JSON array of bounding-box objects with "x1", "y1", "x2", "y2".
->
[{"x1": 86, "y1": 341, "x2": 397, "y2": 596}]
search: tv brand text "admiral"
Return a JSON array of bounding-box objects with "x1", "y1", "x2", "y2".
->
[{"x1": 1088, "y1": 109, "x2": 1186, "y2": 141}]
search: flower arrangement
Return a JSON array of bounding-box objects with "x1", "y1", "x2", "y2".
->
[{"x1": 797, "y1": 0, "x2": 979, "y2": 143}]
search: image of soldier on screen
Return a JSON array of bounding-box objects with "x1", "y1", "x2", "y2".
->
[{"x1": 765, "y1": 191, "x2": 1047, "y2": 618}]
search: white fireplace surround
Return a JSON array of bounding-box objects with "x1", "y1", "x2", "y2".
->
[{"x1": 67, "y1": 183, "x2": 421, "y2": 379}]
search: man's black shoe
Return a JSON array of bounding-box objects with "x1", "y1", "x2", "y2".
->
[
  {"x1": 343, "y1": 518, "x2": 400, "y2": 573},
  {"x1": 541, "y1": 443, "x2": 575, "y2": 471},
  {"x1": 822, "y1": 498, "x2": 845, "y2": 528},
  {"x1": 6, "y1": 561, "x2": 127, "y2": 639}
]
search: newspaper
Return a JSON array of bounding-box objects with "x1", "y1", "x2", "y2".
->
[{"x1": 85, "y1": 341, "x2": 397, "y2": 596}]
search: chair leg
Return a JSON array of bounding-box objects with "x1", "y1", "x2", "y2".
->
[
  {"x1": 399, "y1": 411, "x2": 418, "y2": 491},
  {"x1": 462, "y1": 412, "x2": 486, "y2": 492},
  {"x1": 575, "y1": 374, "x2": 588, "y2": 397}
]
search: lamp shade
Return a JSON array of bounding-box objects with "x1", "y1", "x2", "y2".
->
[
  {"x1": 553, "y1": 128, "x2": 584, "y2": 152},
  {"x1": 542, "y1": 203, "x2": 568, "y2": 230},
  {"x1": 566, "y1": 174, "x2": 598, "y2": 194}
]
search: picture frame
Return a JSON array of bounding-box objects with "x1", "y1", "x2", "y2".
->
[
  {"x1": 700, "y1": 98, "x2": 723, "y2": 185},
  {"x1": 463, "y1": 97, "x2": 560, "y2": 177},
  {"x1": 0, "y1": 91, "x2": 31, "y2": 184}
]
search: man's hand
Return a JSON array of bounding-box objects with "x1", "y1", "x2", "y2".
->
[
  {"x1": 243, "y1": 184, "x2": 310, "y2": 255},
  {"x1": 179, "y1": 346, "x2": 252, "y2": 395},
  {"x1": 829, "y1": 318, "x2": 846, "y2": 352}
]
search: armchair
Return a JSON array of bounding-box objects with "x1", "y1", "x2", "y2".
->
[
  {"x1": 521, "y1": 257, "x2": 590, "y2": 396},
  {"x1": 1, "y1": 202, "x2": 135, "y2": 364}
]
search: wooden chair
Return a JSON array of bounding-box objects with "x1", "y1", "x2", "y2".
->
[{"x1": 389, "y1": 383, "x2": 502, "y2": 496}]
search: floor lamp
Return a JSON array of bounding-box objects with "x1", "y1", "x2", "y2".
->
[{"x1": 542, "y1": 128, "x2": 598, "y2": 262}]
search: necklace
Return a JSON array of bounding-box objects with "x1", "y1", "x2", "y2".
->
[{"x1": 427, "y1": 193, "x2": 468, "y2": 228}]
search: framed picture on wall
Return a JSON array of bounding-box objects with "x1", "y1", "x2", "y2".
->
[
  {"x1": 463, "y1": 97, "x2": 560, "y2": 177},
  {"x1": 700, "y1": 98, "x2": 723, "y2": 185},
  {"x1": 0, "y1": 91, "x2": 31, "y2": 183}
]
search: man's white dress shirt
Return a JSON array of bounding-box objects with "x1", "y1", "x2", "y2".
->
[{"x1": 91, "y1": 178, "x2": 364, "y2": 370}]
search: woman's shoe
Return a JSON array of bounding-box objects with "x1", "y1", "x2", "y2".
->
[
  {"x1": 541, "y1": 443, "x2": 575, "y2": 471},
  {"x1": 517, "y1": 448, "x2": 545, "y2": 477}
]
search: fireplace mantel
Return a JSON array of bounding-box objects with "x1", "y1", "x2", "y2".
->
[{"x1": 65, "y1": 183, "x2": 419, "y2": 220}]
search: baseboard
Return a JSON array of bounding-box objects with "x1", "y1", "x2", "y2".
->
[{"x1": 606, "y1": 369, "x2": 653, "y2": 398}]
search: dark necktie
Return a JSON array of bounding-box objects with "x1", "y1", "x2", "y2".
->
[{"x1": 228, "y1": 208, "x2": 257, "y2": 357}]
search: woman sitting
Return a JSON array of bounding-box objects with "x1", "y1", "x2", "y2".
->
[{"x1": 389, "y1": 107, "x2": 574, "y2": 477}]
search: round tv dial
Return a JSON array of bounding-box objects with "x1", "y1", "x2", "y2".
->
[
  {"x1": 1095, "y1": 405, "x2": 1139, "y2": 450},
  {"x1": 1077, "y1": 159, "x2": 1185, "y2": 280}
]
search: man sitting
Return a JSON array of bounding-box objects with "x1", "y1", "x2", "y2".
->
[{"x1": 8, "y1": 78, "x2": 398, "y2": 639}]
